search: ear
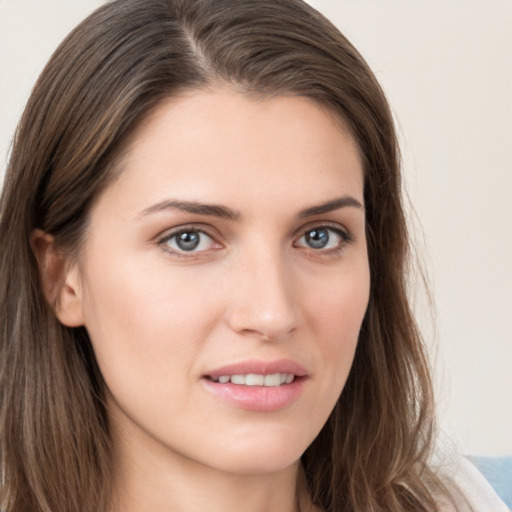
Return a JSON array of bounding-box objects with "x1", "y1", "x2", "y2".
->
[{"x1": 30, "y1": 229, "x2": 85, "y2": 327}]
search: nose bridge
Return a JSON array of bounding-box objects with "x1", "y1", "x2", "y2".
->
[{"x1": 227, "y1": 238, "x2": 297, "y2": 341}]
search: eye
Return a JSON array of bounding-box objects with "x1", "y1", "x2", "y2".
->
[
  {"x1": 160, "y1": 228, "x2": 218, "y2": 254},
  {"x1": 295, "y1": 226, "x2": 351, "y2": 251}
]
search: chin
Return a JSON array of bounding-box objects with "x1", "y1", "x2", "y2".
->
[
  {"x1": 197, "y1": 426, "x2": 313, "y2": 476},
  {"x1": 211, "y1": 452, "x2": 302, "y2": 476}
]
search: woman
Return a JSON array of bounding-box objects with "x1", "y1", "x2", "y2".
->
[{"x1": 0, "y1": 1, "x2": 502, "y2": 511}]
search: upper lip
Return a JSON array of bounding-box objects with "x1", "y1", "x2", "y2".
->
[{"x1": 204, "y1": 359, "x2": 308, "y2": 379}]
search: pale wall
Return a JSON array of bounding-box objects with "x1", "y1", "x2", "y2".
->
[{"x1": 1, "y1": 0, "x2": 511, "y2": 456}]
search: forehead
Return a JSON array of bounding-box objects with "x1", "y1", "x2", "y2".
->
[{"x1": 99, "y1": 90, "x2": 364, "y2": 217}]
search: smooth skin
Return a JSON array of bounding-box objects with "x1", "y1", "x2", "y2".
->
[{"x1": 36, "y1": 90, "x2": 370, "y2": 512}]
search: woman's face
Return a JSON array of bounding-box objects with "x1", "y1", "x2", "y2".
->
[{"x1": 67, "y1": 90, "x2": 370, "y2": 475}]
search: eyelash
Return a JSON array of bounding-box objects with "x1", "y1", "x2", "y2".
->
[
  {"x1": 157, "y1": 223, "x2": 353, "y2": 259},
  {"x1": 293, "y1": 224, "x2": 353, "y2": 256},
  {"x1": 157, "y1": 226, "x2": 219, "y2": 258}
]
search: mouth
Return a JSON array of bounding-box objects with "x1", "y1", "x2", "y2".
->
[
  {"x1": 202, "y1": 359, "x2": 308, "y2": 411},
  {"x1": 207, "y1": 373, "x2": 297, "y2": 386}
]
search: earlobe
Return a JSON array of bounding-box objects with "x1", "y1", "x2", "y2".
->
[{"x1": 30, "y1": 229, "x2": 85, "y2": 327}]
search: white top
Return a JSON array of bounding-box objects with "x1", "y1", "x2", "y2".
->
[{"x1": 439, "y1": 454, "x2": 509, "y2": 512}]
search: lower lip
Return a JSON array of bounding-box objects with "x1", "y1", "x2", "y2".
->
[{"x1": 202, "y1": 377, "x2": 305, "y2": 411}]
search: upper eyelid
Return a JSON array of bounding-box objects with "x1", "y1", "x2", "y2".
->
[
  {"x1": 298, "y1": 227, "x2": 348, "y2": 241},
  {"x1": 292, "y1": 221, "x2": 351, "y2": 240},
  {"x1": 157, "y1": 224, "x2": 219, "y2": 241}
]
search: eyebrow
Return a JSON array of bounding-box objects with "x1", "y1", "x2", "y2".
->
[
  {"x1": 138, "y1": 195, "x2": 362, "y2": 220},
  {"x1": 138, "y1": 199, "x2": 240, "y2": 220},
  {"x1": 298, "y1": 196, "x2": 363, "y2": 217}
]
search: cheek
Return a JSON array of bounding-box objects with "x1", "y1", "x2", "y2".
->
[
  {"x1": 304, "y1": 260, "x2": 370, "y2": 389},
  {"x1": 306, "y1": 261, "x2": 370, "y2": 342},
  {"x1": 78, "y1": 252, "x2": 223, "y2": 391}
]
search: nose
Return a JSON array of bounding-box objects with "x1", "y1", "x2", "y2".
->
[{"x1": 225, "y1": 247, "x2": 298, "y2": 342}]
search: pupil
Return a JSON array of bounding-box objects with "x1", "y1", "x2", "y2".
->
[
  {"x1": 306, "y1": 229, "x2": 329, "y2": 249},
  {"x1": 177, "y1": 231, "x2": 200, "y2": 251}
]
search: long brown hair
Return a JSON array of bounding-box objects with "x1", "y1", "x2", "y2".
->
[{"x1": 1, "y1": 1, "x2": 453, "y2": 510}]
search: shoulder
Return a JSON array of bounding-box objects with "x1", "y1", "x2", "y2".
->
[{"x1": 435, "y1": 452, "x2": 509, "y2": 512}]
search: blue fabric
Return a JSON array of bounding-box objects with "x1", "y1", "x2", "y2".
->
[{"x1": 468, "y1": 455, "x2": 512, "y2": 509}]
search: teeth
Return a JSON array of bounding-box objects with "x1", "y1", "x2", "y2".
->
[
  {"x1": 264, "y1": 374, "x2": 281, "y2": 386},
  {"x1": 245, "y1": 374, "x2": 264, "y2": 386},
  {"x1": 231, "y1": 374, "x2": 245, "y2": 385},
  {"x1": 213, "y1": 373, "x2": 296, "y2": 386}
]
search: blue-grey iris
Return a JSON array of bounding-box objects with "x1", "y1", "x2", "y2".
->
[
  {"x1": 305, "y1": 228, "x2": 329, "y2": 249},
  {"x1": 176, "y1": 231, "x2": 200, "y2": 251}
]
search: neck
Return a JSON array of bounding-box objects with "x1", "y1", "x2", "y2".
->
[
  {"x1": 114, "y1": 461, "x2": 302, "y2": 512},
  {"x1": 109, "y1": 417, "x2": 310, "y2": 512}
]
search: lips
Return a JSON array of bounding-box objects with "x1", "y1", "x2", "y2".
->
[
  {"x1": 205, "y1": 359, "x2": 308, "y2": 380},
  {"x1": 202, "y1": 359, "x2": 308, "y2": 411},
  {"x1": 212, "y1": 373, "x2": 295, "y2": 386}
]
